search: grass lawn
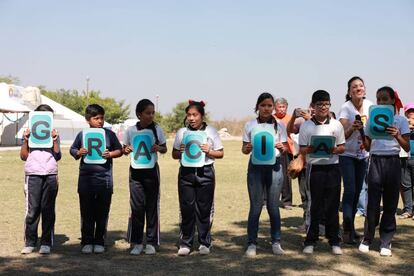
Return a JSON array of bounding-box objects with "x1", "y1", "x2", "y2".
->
[{"x1": 0, "y1": 140, "x2": 413, "y2": 275}]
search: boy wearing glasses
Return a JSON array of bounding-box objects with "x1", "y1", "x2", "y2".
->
[{"x1": 298, "y1": 90, "x2": 345, "y2": 255}]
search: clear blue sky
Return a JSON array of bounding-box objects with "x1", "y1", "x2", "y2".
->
[{"x1": 1, "y1": 0, "x2": 413, "y2": 119}]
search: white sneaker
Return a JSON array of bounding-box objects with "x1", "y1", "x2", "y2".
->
[
  {"x1": 199, "y1": 245, "x2": 210, "y2": 255},
  {"x1": 303, "y1": 245, "x2": 314, "y2": 254},
  {"x1": 358, "y1": 243, "x2": 369, "y2": 253},
  {"x1": 130, "y1": 244, "x2": 144, "y2": 255},
  {"x1": 331, "y1": 246, "x2": 343, "y2": 255},
  {"x1": 177, "y1": 246, "x2": 191, "y2": 256},
  {"x1": 145, "y1": 244, "x2": 156, "y2": 255},
  {"x1": 245, "y1": 244, "x2": 256, "y2": 258},
  {"x1": 39, "y1": 245, "x2": 51, "y2": 254},
  {"x1": 272, "y1": 243, "x2": 285, "y2": 255},
  {"x1": 380, "y1": 247, "x2": 392, "y2": 257},
  {"x1": 21, "y1": 246, "x2": 35, "y2": 254},
  {"x1": 81, "y1": 244, "x2": 93, "y2": 254},
  {"x1": 94, "y1": 245, "x2": 105, "y2": 254}
]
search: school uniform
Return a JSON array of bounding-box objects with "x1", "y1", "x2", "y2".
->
[
  {"x1": 243, "y1": 118, "x2": 287, "y2": 245},
  {"x1": 362, "y1": 115, "x2": 410, "y2": 249},
  {"x1": 299, "y1": 117, "x2": 345, "y2": 246},
  {"x1": 23, "y1": 140, "x2": 61, "y2": 247},
  {"x1": 123, "y1": 122, "x2": 166, "y2": 246},
  {"x1": 70, "y1": 128, "x2": 122, "y2": 246},
  {"x1": 173, "y1": 124, "x2": 223, "y2": 249}
]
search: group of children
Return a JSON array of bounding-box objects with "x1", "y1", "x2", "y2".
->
[
  {"x1": 19, "y1": 79, "x2": 413, "y2": 258},
  {"x1": 20, "y1": 99, "x2": 223, "y2": 257}
]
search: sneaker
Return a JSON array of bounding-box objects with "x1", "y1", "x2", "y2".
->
[
  {"x1": 177, "y1": 246, "x2": 191, "y2": 256},
  {"x1": 332, "y1": 246, "x2": 343, "y2": 255},
  {"x1": 380, "y1": 247, "x2": 392, "y2": 257},
  {"x1": 303, "y1": 245, "x2": 314, "y2": 254},
  {"x1": 81, "y1": 244, "x2": 93, "y2": 254},
  {"x1": 21, "y1": 246, "x2": 35, "y2": 254},
  {"x1": 355, "y1": 211, "x2": 365, "y2": 217},
  {"x1": 272, "y1": 243, "x2": 285, "y2": 255},
  {"x1": 145, "y1": 244, "x2": 156, "y2": 255},
  {"x1": 245, "y1": 244, "x2": 256, "y2": 258},
  {"x1": 358, "y1": 243, "x2": 369, "y2": 253},
  {"x1": 130, "y1": 244, "x2": 144, "y2": 255},
  {"x1": 39, "y1": 245, "x2": 51, "y2": 254},
  {"x1": 199, "y1": 245, "x2": 210, "y2": 255},
  {"x1": 94, "y1": 245, "x2": 105, "y2": 254}
]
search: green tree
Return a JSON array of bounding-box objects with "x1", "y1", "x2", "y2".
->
[
  {"x1": 161, "y1": 101, "x2": 210, "y2": 133},
  {"x1": 154, "y1": 111, "x2": 163, "y2": 125},
  {"x1": 162, "y1": 101, "x2": 188, "y2": 132},
  {"x1": 41, "y1": 88, "x2": 129, "y2": 124},
  {"x1": 0, "y1": 74, "x2": 20, "y2": 84},
  {"x1": 86, "y1": 91, "x2": 130, "y2": 124}
]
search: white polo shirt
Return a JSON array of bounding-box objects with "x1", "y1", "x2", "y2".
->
[
  {"x1": 173, "y1": 125, "x2": 223, "y2": 165},
  {"x1": 243, "y1": 118, "x2": 288, "y2": 158},
  {"x1": 299, "y1": 117, "x2": 345, "y2": 165},
  {"x1": 338, "y1": 99, "x2": 373, "y2": 159}
]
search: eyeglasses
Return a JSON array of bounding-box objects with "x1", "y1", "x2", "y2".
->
[{"x1": 315, "y1": 102, "x2": 331, "y2": 108}]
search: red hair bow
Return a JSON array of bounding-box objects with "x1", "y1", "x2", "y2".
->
[
  {"x1": 188, "y1": 99, "x2": 205, "y2": 107},
  {"x1": 394, "y1": 91, "x2": 403, "y2": 114}
]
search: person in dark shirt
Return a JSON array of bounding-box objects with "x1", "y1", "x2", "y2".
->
[{"x1": 70, "y1": 104, "x2": 122, "y2": 254}]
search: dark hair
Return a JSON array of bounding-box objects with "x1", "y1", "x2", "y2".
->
[
  {"x1": 136, "y1": 99, "x2": 154, "y2": 116},
  {"x1": 85, "y1": 104, "x2": 105, "y2": 120},
  {"x1": 346, "y1": 76, "x2": 364, "y2": 101},
  {"x1": 255, "y1": 92, "x2": 274, "y2": 112},
  {"x1": 183, "y1": 101, "x2": 205, "y2": 127},
  {"x1": 185, "y1": 101, "x2": 205, "y2": 116},
  {"x1": 312, "y1": 90, "x2": 330, "y2": 104},
  {"x1": 376, "y1": 86, "x2": 396, "y2": 106},
  {"x1": 34, "y1": 104, "x2": 54, "y2": 113},
  {"x1": 330, "y1": 111, "x2": 336, "y2": 119}
]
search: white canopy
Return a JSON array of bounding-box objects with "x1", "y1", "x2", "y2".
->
[
  {"x1": 0, "y1": 97, "x2": 31, "y2": 113},
  {"x1": 0, "y1": 83, "x2": 31, "y2": 113}
]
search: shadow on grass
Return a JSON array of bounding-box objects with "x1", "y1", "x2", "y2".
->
[{"x1": 1, "y1": 222, "x2": 413, "y2": 275}]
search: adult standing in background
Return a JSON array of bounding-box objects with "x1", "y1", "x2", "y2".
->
[
  {"x1": 338, "y1": 76, "x2": 373, "y2": 244},
  {"x1": 274, "y1": 98, "x2": 294, "y2": 210},
  {"x1": 286, "y1": 105, "x2": 313, "y2": 230}
]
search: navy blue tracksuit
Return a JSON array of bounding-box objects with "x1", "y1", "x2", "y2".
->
[{"x1": 70, "y1": 128, "x2": 122, "y2": 246}]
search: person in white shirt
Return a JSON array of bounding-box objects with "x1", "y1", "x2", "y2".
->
[
  {"x1": 122, "y1": 99, "x2": 167, "y2": 255},
  {"x1": 172, "y1": 100, "x2": 224, "y2": 256},
  {"x1": 298, "y1": 90, "x2": 345, "y2": 255},
  {"x1": 242, "y1": 92, "x2": 288, "y2": 257},
  {"x1": 338, "y1": 76, "x2": 373, "y2": 244},
  {"x1": 359, "y1": 86, "x2": 410, "y2": 257}
]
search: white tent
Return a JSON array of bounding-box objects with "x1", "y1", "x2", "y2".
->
[
  {"x1": 0, "y1": 83, "x2": 111, "y2": 145},
  {"x1": 0, "y1": 83, "x2": 31, "y2": 145}
]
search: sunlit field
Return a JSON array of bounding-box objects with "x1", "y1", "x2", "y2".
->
[{"x1": 1, "y1": 140, "x2": 413, "y2": 275}]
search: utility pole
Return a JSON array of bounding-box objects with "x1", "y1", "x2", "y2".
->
[{"x1": 86, "y1": 76, "x2": 90, "y2": 105}]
